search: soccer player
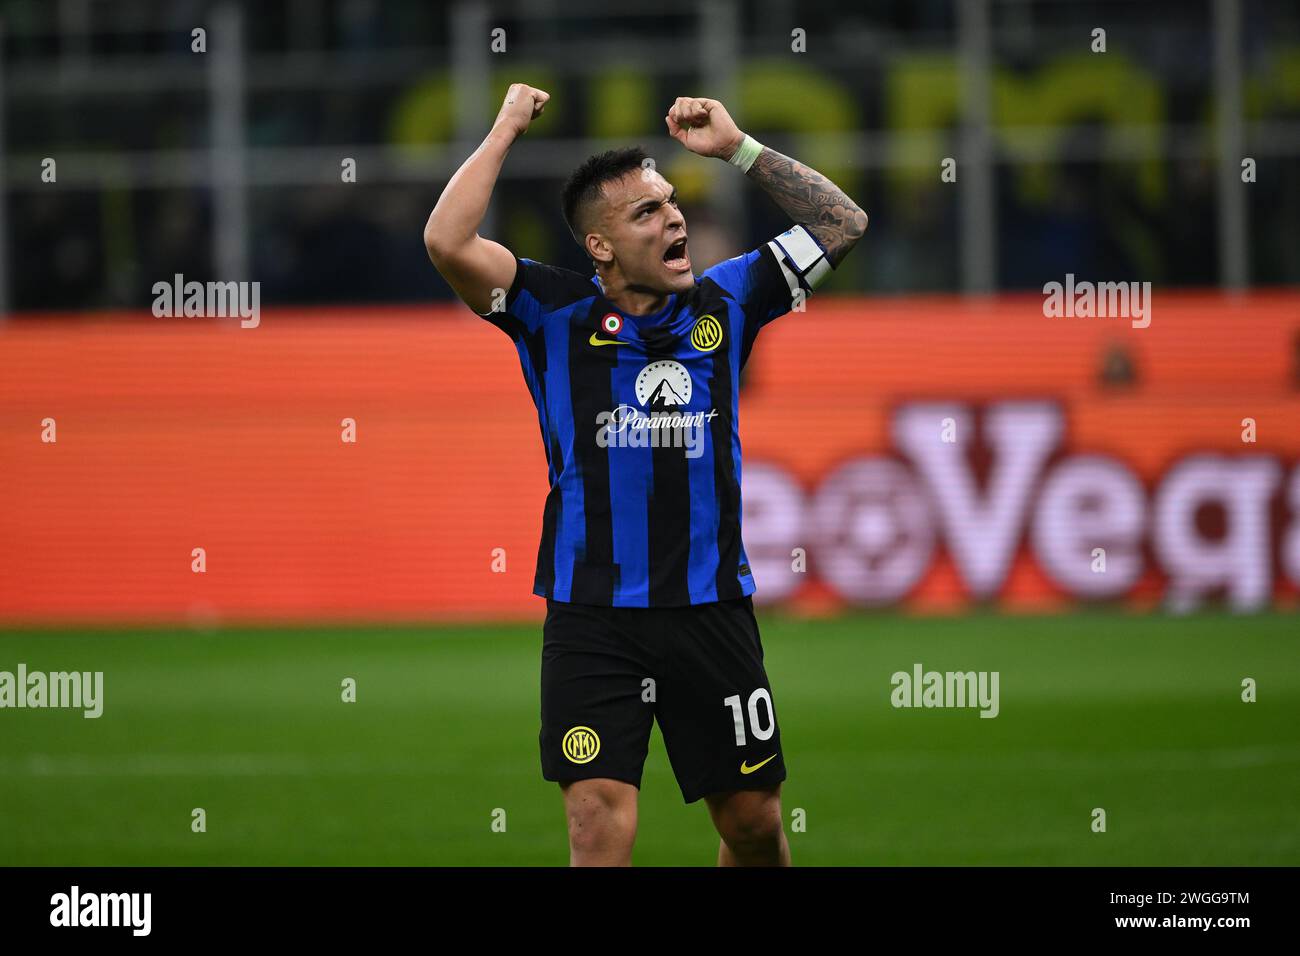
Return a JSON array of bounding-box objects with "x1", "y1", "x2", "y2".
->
[{"x1": 424, "y1": 83, "x2": 866, "y2": 866}]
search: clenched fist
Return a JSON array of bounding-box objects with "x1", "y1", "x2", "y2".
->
[
  {"x1": 494, "y1": 83, "x2": 550, "y2": 139},
  {"x1": 665, "y1": 97, "x2": 745, "y2": 160}
]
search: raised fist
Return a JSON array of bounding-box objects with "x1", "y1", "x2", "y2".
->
[
  {"x1": 665, "y1": 97, "x2": 744, "y2": 160},
  {"x1": 494, "y1": 83, "x2": 550, "y2": 138}
]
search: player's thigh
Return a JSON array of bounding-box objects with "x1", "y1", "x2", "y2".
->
[
  {"x1": 704, "y1": 783, "x2": 783, "y2": 840},
  {"x1": 654, "y1": 596, "x2": 787, "y2": 804},
  {"x1": 560, "y1": 778, "x2": 639, "y2": 829},
  {"x1": 540, "y1": 600, "x2": 656, "y2": 790}
]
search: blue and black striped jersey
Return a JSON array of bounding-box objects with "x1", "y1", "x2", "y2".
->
[{"x1": 480, "y1": 238, "x2": 815, "y2": 607}]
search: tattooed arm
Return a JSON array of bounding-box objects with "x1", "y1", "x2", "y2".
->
[
  {"x1": 744, "y1": 147, "x2": 868, "y2": 268},
  {"x1": 665, "y1": 95, "x2": 868, "y2": 267}
]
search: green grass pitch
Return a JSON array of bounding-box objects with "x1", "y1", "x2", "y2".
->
[{"x1": 0, "y1": 611, "x2": 1296, "y2": 865}]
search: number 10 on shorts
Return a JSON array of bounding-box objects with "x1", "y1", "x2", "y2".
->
[{"x1": 724, "y1": 689, "x2": 776, "y2": 746}]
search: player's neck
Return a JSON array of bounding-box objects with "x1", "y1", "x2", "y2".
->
[{"x1": 594, "y1": 269, "x2": 672, "y2": 317}]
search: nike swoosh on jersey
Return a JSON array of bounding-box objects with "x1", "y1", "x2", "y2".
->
[
  {"x1": 588, "y1": 333, "x2": 628, "y2": 347},
  {"x1": 740, "y1": 754, "x2": 778, "y2": 774}
]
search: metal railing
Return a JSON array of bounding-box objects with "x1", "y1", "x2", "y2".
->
[{"x1": 0, "y1": 0, "x2": 1280, "y2": 317}]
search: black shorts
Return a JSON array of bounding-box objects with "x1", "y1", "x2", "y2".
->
[{"x1": 539, "y1": 595, "x2": 787, "y2": 804}]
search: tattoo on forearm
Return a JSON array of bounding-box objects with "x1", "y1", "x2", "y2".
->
[{"x1": 746, "y1": 147, "x2": 867, "y2": 268}]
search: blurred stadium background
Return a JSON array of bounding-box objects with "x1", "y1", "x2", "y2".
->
[{"x1": 0, "y1": 0, "x2": 1298, "y2": 865}]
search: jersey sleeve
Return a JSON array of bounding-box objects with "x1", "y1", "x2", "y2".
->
[
  {"x1": 475, "y1": 256, "x2": 579, "y2": 339},
  {"x1": 701, "y1": 225, "x2": 833, "y2": 336}
]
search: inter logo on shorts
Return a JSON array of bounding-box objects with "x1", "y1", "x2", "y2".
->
[
  {"x1": 602, "y1": 313, "x2": 623, "y2": 335},
  {"x1": 690, "y1": 314, "x2": 723, "y2": 352},
  {"x1": 562, "y1": 725, "x2": 601, "y2": 764}
]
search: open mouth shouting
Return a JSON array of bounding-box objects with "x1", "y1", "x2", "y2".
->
[{"x1": 662, "y1": 236, "x2": 690, "y2": 273}]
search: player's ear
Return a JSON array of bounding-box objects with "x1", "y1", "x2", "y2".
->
[{"x1": 586, "y1": 233, "x2": 614, "y2": 266}]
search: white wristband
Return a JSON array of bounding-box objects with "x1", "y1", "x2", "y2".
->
[{"x1": 727, "y1": 134, "x2": 763, "y2": 173}]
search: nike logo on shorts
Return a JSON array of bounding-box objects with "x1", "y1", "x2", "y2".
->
[{"x1": 740, "y1": 754, "x2": 778, "y2": 774}]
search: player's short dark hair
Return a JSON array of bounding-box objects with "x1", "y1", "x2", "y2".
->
[{"x1": 561, "y1": 146, "x2": 649, "y2": 247}]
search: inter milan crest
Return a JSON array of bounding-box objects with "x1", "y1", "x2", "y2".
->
[{"x1": 690, "y1": 314, "x2": 724, "y2": 352}]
